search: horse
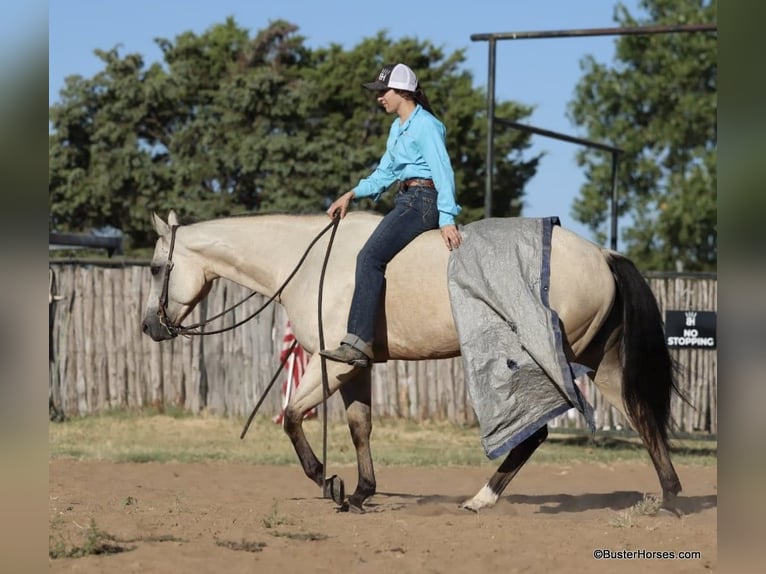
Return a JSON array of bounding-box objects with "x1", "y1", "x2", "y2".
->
[{"x1": 141, "y1": 210, "x2": 682, "y2": 515}]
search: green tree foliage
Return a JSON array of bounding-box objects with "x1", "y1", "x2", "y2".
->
[
  {"x1": 568, "y1": 0, "x2": 716, "y2": 271},
  {"x1": 49, "y1": 19, "x2": 538, "y2": 253}
]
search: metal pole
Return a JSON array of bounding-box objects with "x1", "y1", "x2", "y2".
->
[
  {"x1": 494, "y1": 118, "x2": 622, "y2": 153},
  {"x1": 497, "y1": 116, "x2": 623, "y2": 250},
  {"x1": 471, "y1": 22, "x2": 716, "y2": 236},
  {"x1": 484, "y1": 38, "x2": 496, "y2": 219},
  {"x1": 610, "y1": 151, "x2": 620, "y2": 251},
  {"x1": 470, "y1": 23, "x2": 717, "y2": 42}
]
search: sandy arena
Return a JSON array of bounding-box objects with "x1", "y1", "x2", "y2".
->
[{"x1": 49, "y1": 459, "x2": 716, "y2": 572}]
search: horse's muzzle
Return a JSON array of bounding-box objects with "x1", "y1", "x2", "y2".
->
[{"x1": 141, "y1": 313, "x2": 177, "y2": 341}]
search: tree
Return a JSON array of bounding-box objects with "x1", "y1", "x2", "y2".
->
[
  {"x1": 49, "y1": 18, "x2": 312, "y2": 249},
  {"x1": 568, "y1": 0, "x2": 716, "y2": 271},
  {"x1": 49, "y1": 20, "x2": 539, "y2": 253}
]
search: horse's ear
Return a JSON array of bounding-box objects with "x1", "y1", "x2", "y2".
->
[
  {"x1": 168, "y1": 210, "x2": 179, "y2": 227},
  {"x1": 152, "y1": 212, "x2": 170, "y2": 237}
]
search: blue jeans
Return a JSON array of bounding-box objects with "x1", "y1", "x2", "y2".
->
[{"x1": 342, "y1": 186, "x2": 440, "y2": 357}]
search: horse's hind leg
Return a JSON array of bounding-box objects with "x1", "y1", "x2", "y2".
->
[
  {"x1": 644, "y1": 433, "x2": 682, "y2": 516},
  {"x1": 461, "y1": 425, "x2": 548, "y2": 512},
  {"x1": 598, "y1": 252, "x2": 684, "y2": 516},
  {"x1": 338, "y1": 368, "x2": 376, "y2": 513},
  {"x1": 593, "y1": 338, "x2": 683, "y2": 516}
]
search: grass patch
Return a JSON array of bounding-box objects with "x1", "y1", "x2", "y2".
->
[
  {"x1": 49, "y1": 515, "x2": 187, "y2": 560},
  {"x1": 215, "y1": 538, "x2": 267, "y2": 553},
  {"x1": 49, "y1": 519, "x2": 133, "y2": 559},
  {"x1": 259, "y1": 500, "x2": 328, "y2": 541},
  {"x1": 49, "y1": 409, "x2": 716, "y2": 467},
  {"x1": 609, "y1": 494, "x2": 663, "y2": 528},
  {"x1": 261, "y1": 500, "x2": 292, "y2": 529},
  {"x1": 269, "y1": 530, "x2": 329, "y2": 541},
  {"x1": 138, "y1": 534, "x2": 187, "y2": 543},
  {"x1": 632, "y1": 493, "x2": 662, "y2": 515}
]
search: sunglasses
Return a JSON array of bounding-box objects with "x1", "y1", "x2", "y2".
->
[{"x1": 376, "y1": 88, "x2": 392, "y2": 98}]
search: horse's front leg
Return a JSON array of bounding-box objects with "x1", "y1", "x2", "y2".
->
[
  {"x1": 461, "y1": 425, "x2": 548, "y2": 512},
  {"x1": 282, "y1": 356, "x2": 358, "y2": 489},
  {"x1": 338, "y1": 367, "x2": 375, "y2": 513}
]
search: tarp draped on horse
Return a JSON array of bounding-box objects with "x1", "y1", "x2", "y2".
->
[
  {"x1": 142, "y1": 210, "x2": 682, "y2": 515},
  {"x1": 447, "y1": 216, "x2": 597, "y2": 459}
]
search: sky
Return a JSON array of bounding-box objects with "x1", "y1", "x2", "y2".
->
[{"x1": 48, "y1": 0, "x2": 647, "y2": 243}]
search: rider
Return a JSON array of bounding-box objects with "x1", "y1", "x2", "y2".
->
[{"x1": 319, "y1": 63, "x2": 462, "y2": 368}]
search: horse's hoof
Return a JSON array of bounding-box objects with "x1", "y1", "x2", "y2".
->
[
  {"x1": 348, "y1": 498, "x2": 366, "y2": 514},
  {"x1": 658, "y1": 493, "x2": 683, "y2": 518},
  {"x1": 659, "y1": 505, "x2": 684, "y2": 518},
  {"x1": 459, "y1": 503, "x2": 479, "y2": 514},
  {"x1": 323, "y1": 474, "x2": 345, "y2": 505}
]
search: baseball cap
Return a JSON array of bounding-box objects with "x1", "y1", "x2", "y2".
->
[{"x1": 362, "y1": 63, "x2": 418, "y2": 92}]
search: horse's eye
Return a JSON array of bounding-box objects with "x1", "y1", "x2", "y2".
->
[{"x1": 150, "y1": 265, "x2": 161, "y2": 276}]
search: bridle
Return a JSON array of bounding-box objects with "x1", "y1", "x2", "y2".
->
[
  {"x1": 156, "y1": 223, "x2": 180, "y2": 335},
  {"x1": 156, "y1": 217, "x2": 340, "y2": 338}
]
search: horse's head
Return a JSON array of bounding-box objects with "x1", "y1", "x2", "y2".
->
[{"x1": 141, "y1": 210, "x2": 212, "y2": 341}]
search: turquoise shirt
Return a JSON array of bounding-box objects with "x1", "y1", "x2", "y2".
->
[{"x1": 352, "y1": 105, "x2": 461, "y2": 227}]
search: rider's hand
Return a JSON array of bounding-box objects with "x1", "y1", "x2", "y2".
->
[
  {"x1": 440, "y1": 224, "x2": 462, "y2": 251},
  {"x1": 326, "y1": 191, "x2": 355, "y2": 219}
]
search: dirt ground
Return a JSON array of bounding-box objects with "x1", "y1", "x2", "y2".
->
[{"x1": 49, "y1": 459, "x2": 717, "y2": 573}]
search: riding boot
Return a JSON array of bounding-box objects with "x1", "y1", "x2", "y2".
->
[{"x1": 319, "y1": 344, "x2": 371, "y2": 368}]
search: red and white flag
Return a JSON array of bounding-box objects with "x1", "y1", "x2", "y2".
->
[{"x1": 273, "y1": 321, "x2": 315, "y2": 424}]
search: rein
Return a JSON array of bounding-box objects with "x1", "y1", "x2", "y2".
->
[
  {"x1": 238, "y1": 216, "x2": 340, "y2": 446},
  {"x1": 158, "y1": 215, "x2": 341, "y2": 499},
  {"x1": 316, "y1": 216, "x2": 340, "y2": 496},
  {"x1": 158, "y1": 217, "x2": 340, "y2": 337}
]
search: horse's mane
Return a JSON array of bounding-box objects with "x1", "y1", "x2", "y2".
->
[
  {"x1": 180, "y1": 210, "x2": 380, "y2": 227},
  {"x1": 180, "y1": 211, "x2": 326, "y2": 226}
]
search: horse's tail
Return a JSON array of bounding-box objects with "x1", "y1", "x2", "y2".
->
[{"x1": 604, "y1": 251, "x2": 682, "y2": 453}]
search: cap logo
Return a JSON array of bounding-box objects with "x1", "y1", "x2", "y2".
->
[{"x1": 363, "y1": 64, "x2": 416, "y2": 92}]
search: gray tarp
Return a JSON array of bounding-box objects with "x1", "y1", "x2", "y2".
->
[{"x1": 447, "y1": 217, "x2": 594, "y2": 459}]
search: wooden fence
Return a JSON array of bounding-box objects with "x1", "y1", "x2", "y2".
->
[{"x1": 48, "y1": 263, "x2": 717, "y2": 434}]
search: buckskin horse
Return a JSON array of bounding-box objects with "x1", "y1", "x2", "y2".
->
[{"x1": 141, "y1": 210, "x2": 682, "y2": 515}]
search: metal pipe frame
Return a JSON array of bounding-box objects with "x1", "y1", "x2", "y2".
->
[{"x1": 472, "y1": 22, "x2": 717, "y2": 250}]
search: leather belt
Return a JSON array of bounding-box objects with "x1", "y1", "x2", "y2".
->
[{"x1": 399, "y1": 178, "x2": 435, "y2": 191}]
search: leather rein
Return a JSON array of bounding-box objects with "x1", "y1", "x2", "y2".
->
[
  {"x1": 156, "y1": 214, "x2": 342, "y2": 498},
  {"x1": 157, "y1": 216, "x2": 340, "y2": 338}
]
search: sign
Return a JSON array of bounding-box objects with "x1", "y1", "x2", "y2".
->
[{"x1": 665, "y1": 311, "x2": 717, "y2": 349}]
